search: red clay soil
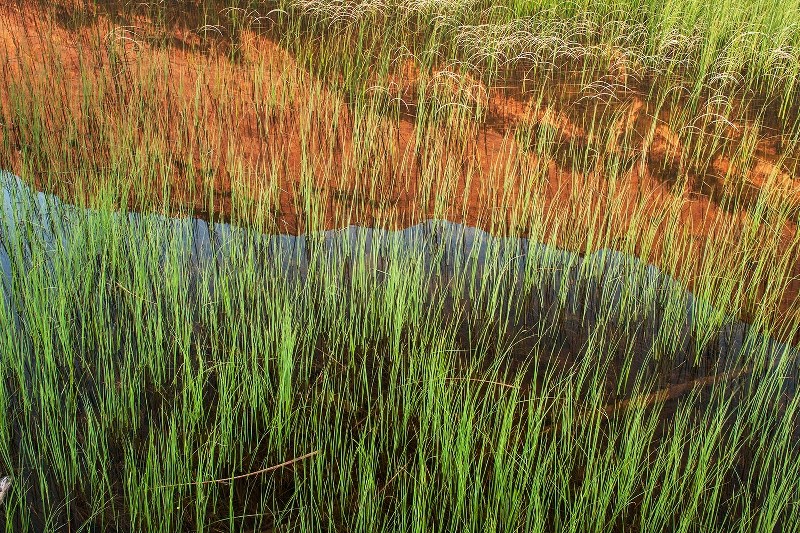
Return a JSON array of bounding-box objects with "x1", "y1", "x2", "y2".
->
[{"x1": 1, "y1": 3, "x2": 799, "y2": 344}]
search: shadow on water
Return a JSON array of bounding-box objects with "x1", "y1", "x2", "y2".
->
[{"x1": 1, "y1": 169, "x2": 799, "y2": 529}]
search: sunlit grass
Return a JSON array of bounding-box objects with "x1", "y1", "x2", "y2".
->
[{"x1": 0, "y1": 0, "x2": 799, "y2": 531}]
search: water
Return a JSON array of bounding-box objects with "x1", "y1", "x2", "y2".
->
[{"x1": 0, "y1": 169, "x2": 796, "y2": 396}]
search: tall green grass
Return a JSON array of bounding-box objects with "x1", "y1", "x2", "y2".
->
[
  {"x1": 1, "y1": 172, "x2": 799, "y2": 530},
  {"x1": 0, "y1": 1, "x2": 799, "y2": 530}
]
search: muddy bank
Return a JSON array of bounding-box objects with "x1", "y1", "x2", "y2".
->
[{"x1": 2, "y1": 3, "x2": 799, "y2": 347}]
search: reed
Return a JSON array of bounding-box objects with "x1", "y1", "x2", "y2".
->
[{"x1": 0, "y1": 0, "x2": 799, "y2": 531}]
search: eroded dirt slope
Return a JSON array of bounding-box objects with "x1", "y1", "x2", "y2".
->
[{"x1": 1, "y1": 1, "x2": 798, "y2": 342}]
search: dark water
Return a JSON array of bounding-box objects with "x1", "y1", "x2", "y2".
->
[{"x1": 0, "y1": 170, "x2": 797, "y2": 400}]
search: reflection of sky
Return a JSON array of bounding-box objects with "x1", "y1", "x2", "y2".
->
[
  {"x1": 0, "y1": 170, "x2": 796, "y2": 363},
  {"x1": 0, "y1": 174, "x2": 11, "y2": 285}
]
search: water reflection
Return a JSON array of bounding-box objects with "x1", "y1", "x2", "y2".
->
[{"x1": 0, "y1": 170, "x2": 796, "y2": 398}]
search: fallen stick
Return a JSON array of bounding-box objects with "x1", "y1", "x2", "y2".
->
[
  {"x1": 153, "y1": 450, "x2": 320, "y2": 490},
  {"x1": 542, "y1": 355, "x2": 792, "y2": 435}
]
